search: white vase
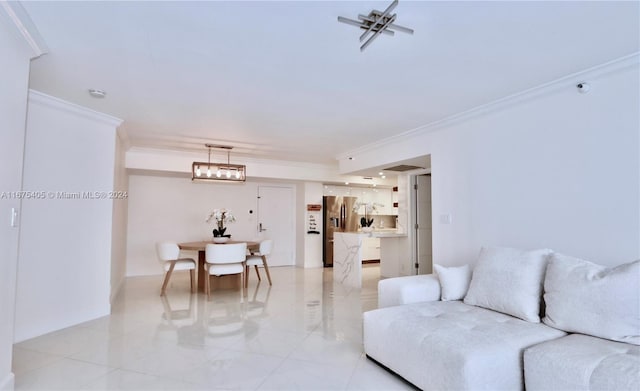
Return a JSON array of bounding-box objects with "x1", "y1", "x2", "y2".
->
[
  {"x1": 213, "y1": 237, "x2": 229, "y2": 244},
  {"x1": 361, "y1": 226, "x2": 374, "y2": 233}
]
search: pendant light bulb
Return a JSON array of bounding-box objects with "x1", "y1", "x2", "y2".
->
[{"x1": 193, "y1": 144, "x2": 245, "y2": 182}]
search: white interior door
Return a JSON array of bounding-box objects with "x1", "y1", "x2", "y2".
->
[{"x1": 257, "y1": 186, "x2": 295, "y2": 266}]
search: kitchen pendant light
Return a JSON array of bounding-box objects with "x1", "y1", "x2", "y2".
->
[{"x1": 192, "y1": 144, "x2": 246, "y2": 182}]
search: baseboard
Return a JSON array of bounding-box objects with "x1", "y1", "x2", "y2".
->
[
  {"x1": 0, "y1": 372, "x2": 15, "y2": 391},
  {"x1": 110, "y1": 275, "x2": 125, "y2": 304}
]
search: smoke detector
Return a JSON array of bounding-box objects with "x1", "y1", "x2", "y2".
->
[{"x1": 88, "y1": 89, "x2": 106, "y2": 98}]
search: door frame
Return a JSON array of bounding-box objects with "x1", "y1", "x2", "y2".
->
[{"x1": 411, "y1": 173, "x2": 433, "y2": 275}]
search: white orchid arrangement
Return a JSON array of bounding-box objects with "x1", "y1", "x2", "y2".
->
[
  {"x1": 352, "y1": 201, "x2": 383, "y2": 227},
  {"x1": 206, "y1": 208, "x2": 236, "y2": 237}
]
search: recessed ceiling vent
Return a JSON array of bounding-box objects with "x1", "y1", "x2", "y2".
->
[{"x1": 384, "y1": 164, "x2": 424, "y2": 172}]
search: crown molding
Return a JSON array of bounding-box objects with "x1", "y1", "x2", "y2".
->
[
  {"x1": 28, "y1": 89, "x2": 123, "y2": 128},
  {"x1": 337, "y1": 52, "x2": 640, "y2": 160},
  {"x1": 0, "y1": 1, "x2": 47, "y2": 58}
]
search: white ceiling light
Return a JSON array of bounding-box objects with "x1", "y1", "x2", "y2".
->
[
  {"x1": 88, "y1": 89, "x2": 106, "y2": 98},
  {"x1": 338, "y1": 0, "x2": 414, "y2": 51}
]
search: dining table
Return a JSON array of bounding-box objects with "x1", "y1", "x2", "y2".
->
[{"x1": 178, "y1": 240, "x2": 259, "y2": 292}]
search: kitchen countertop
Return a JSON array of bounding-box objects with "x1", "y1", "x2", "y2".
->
[
  {"x1": 350, "y1": 229, "x2": 407, "y2": 238},
  {"x1": 370, "y1": 231, "x2": 407, "y2": 238}
]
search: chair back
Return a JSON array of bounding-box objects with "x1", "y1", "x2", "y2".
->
[
  {"x1": 206, "y1": 243, "x2": 247, "y2": 265},
  {"x1": 156, "y1": 242, "x2": 180, "y2": 262},
  {"x1": 258, "y1": 239, "x2": 273, "y2": 256}
]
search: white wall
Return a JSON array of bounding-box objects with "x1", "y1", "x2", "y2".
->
[
  {"x1": 14, "y1": 91, "x2": 122, "y2": 342},
  {"x1": 110, "y1": 131, "x2": 129, "y2": 302},
  {"x1": 0, "y1": 6, "x2": 38, "y2": 389},
  {"x1": 340, "y1": 58, "x2": 640, "y2": 268},
  {"x1": 126, "y1": 174, "x2": 299, "y2": 276},
  {"x1": 295, "y1": 183, "x2": 305, "y2": 268},
  {"x1": 303, "y1": 182, "x2": 324, "y2": 268}
]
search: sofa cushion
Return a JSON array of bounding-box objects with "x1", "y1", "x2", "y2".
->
[
  {"x1": 434, "y1": 264, "x2": 471, "y2": 301},
  {"x1": 543, "y1": 254, "x2": 640, "y2": 345},
  {"x1": 377, "y1": 274, "x2": 441, "y2": 308},
  {"x1": 363, "y1": 301, "x2": 566, "y2": 390},
  {"x1": 524, "y1": 334, "x2": 640, "y2": 390},
  {"x1": 463, "y1": 246, "x2": 552, "y2": 322}
]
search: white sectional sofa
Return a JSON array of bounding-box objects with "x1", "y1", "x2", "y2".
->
[{"x1": 363, "y1": 247, "x2": 640, "y2": 390}]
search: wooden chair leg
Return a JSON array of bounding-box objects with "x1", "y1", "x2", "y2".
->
[
  {"x1": 190, "y1": 269, "x2": 196, "y2": 293},
  {"x1": 204, "y1": 265, "x2": 211, "y2": 300},
  {"x1": 161, "y1": 261, "x2": 176, "y2": 296},
  {"x1": 254, "y1": 265, "x2": 262, "y2": 281},
  {"x1": 262, "y1": 256, "x2": 272, "y2": 285},
  {"x1": 245, "y1": 265, "x2": 249, "y2": 288}
]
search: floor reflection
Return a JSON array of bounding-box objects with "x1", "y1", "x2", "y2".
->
[
  {"x1": 13, "y1": 265, "x2": 412, "y2": 390},
  {"x1": 157, "y1": 281, "x2": 277, "y2": 347}
]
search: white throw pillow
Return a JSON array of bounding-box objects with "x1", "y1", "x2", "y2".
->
[
  {"x1": 543, "y1": 254, "x2": 640, "y2": 345},
  {"x1": 434, "y1": 264, "x2": 471, "y2": 301},
  {"x1": 463, "y1": 246, "x2": 552, "y2": 322}
]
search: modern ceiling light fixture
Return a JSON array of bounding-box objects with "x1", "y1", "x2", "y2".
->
[
  {"x1": 337, "y1": 0, "x2": 413, "y2": 51},
  {"x1": 192, "y1": 144, "x2": 246, "y2": 183}
]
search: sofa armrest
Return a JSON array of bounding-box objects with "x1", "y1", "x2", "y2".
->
[{"x1": 378, "y1": 274, "x2": 441, "y2": 308}]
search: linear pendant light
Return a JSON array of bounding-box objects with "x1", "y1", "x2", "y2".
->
[{"x1": 192, "y1": 144, "x2": 246, "y2": 182}]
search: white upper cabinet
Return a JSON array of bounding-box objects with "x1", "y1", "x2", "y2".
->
[{"x1": 323, "y1": 185, "x2": 394, "y2": 215}]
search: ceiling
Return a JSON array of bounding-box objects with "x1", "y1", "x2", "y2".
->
[{"x1": 23, "y1": 1, "x2": 639, "y2": 167}]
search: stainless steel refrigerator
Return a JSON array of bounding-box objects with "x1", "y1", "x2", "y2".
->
[{"x1": 323, "y1": 196, "x2": 359, "y2": 267}]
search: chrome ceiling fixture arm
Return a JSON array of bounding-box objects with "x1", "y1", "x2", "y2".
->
[
  {"x1": 361, "y1": 14, "x2": 397, "y2": 52},
  {"x1": 337, "y1": 0, "x2": 413, "y2": 51},
  {"x1": 359, "y1": 0, "x2": 397, "y2": 42}
]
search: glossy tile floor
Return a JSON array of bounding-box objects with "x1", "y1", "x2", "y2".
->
[{"x1": 13, "y1": 265, "x2": 413, "y2": 390}]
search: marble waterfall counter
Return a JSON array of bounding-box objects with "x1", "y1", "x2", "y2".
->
[
  {"x1": 333, "y1": 232, "x2": 364, "y2": 288},
  {"x1": 333, "y1": 231, "x2": 407, "y2": 287}
]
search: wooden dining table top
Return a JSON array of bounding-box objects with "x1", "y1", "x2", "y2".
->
[{"x1": 178, "y1": 240, "x2": 259, "y2": 251}]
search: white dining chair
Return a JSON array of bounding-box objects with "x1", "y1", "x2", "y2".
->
[
  {"x1": 204, "y1": 242, "x2": 247, "y2": 299},
  {"x1": 245, "y1": 239, "x2": 273, "y2": 287},
  {"x1": 155, "y1": 242, "x2": 197, "y2": 296}
]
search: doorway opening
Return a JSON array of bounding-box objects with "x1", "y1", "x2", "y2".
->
[{"x1": 412, "y1": 174, "x2": 432, "y2": 275}]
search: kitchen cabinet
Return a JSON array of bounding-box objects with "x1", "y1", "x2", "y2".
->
[
  {"x1": 362, "y1": 237, "x2": 380, "y2": 260},
  {"x1": 379, "y1": 188, "x2": 393, "y2": 215},
  {"x1": 359, "y1": 188, "x2": 393, "y2": 215},
  {"x1": 324, "y1": 185, "x2": 395, "y2": 215},
  {"x1": 369, "y1": 188, "x2": 392, "y2": 215}
]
